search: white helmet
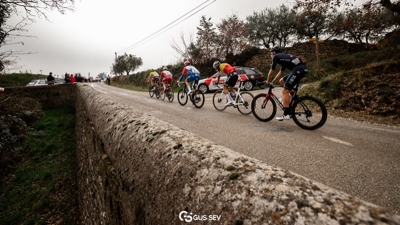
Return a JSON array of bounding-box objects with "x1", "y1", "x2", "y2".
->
[
  {"x1": 163, "y1": 66, "x2": 168, "y2": 70},
  {"x1": 213, "y1": 61, "x2": 220, "y2": 70}
]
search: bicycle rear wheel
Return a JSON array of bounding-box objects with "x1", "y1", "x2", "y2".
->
[
  {"x1": 177, "y1": 89, "x2": 188, "y2": 106},
  {"x1": 160, "y1": 90, "x2": 166, "y2": 100},
  {"x1": 236, "y1": 92, "x2": 254, "y2": 115},
  {"x1": 149, "y1": 87, "x2": 154, "y2": 98},
  {"x1": 291, "y1": 96, "x2": 327, "y2": 130},
  {"x1": 212, "y1": 90, "x2": 227, "y2": 111},
  {"x1": 251, "y1": 93, "x2": 277, "y2": 122},
  {"x1": 167, "y1": 89, "x2": 174, "y2": 102},
  {"x1": 192, "y1": 90, "x2": 205, "y2": 108}
]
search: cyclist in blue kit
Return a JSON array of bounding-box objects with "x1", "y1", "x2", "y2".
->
[
  {"x1": 265, "y1": 46, "x2": 308, "y2": 121},
  {"x1": 177, "y1": 61, "x2": 201, "y2": 94}
]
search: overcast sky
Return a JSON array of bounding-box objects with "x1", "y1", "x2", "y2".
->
[{"x1": 6, "y1": 0, "x2": 287, "y2": 77}]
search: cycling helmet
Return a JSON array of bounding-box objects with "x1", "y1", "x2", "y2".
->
[
  {"x1": 213, "y1": 61, "x2": 220, "y2": 70},
  {"x1": 163, "y1": 66, "x2": 168, "y2": 70},
  {"x1": 184, "y1": 61, "x2": 190, "y2": 66},
  {"x1": 270, "y1": 45, "x2": 281, "y2": 53}
]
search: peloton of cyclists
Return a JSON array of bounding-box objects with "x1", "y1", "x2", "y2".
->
[
  {"x1": 212, "y1": 61, "x2": 239, "y2": 106},
  {"x1": 266, "y1": 45, "x2": 308, "y2": 121},
  {"x1": 159, "y1": 66, "x2": 173, "y2": 95},
  {"x1": 177, "y1": 61, "x2": 201, "y2": 95}
]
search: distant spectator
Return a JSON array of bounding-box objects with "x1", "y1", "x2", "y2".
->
[
  {"x1": 107, "y1": 75, "x2": 111, "y2": 85},
  {"x1": 65, "y1": 73, "x2": 71, "y2": 84},
  {"x1": 47, "y1": 72, "x2": 55, "y2": 85},
  {"x1": 76, "y1": 74, "x2": 83, "y2": 82},
  {"x1": 70, "y1": 74, "x2": 76, "y2": 83}
]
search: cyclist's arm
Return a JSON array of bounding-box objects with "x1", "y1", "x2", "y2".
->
[{"x1": 271, "y1": 70, "x2": 284, "y2": 83}]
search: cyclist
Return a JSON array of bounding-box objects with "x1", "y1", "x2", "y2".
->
[
  {"x1": 147, "y1": 71, "x2": 160, "y2": 90},
  {"x1": 177, "y1": 61, "x2": 200, "y2": 95},
  {"x1": 266, "y1": 46, "x2": 308, "y2": 121},
  {"x1": 213, "y1": 61, "x2": 238, "y2": 106},
  {"x1": 159, "y1": 66, "x2": 173, "y2": 95}
]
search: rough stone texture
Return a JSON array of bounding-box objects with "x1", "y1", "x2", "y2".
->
[
  {"x1": 75, "y1": 83, "x2": 400, "y2": 225},
  {"x1": 4, "y1": 84, "x2": 76, "y2": 108}
]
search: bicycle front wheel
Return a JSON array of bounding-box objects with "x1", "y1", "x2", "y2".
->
[
  {"x1": 212, "y1": 90, "x2": 227, "y2": 111},
  {"x1": 177, "y1": 89, "x2": 188, "y2": 106},
  {"x1": 192, "y1": 90, "x2": 205, "y2": 108},
  {"x1": 236, "y1": 92, "x2": 254, "y2": 115},
  {"x1": 251, "y1": 93, "x2": 277, "y2": 122},
  {"x1": 291, "y1": 96, "x2": 327, "y2": 130},
  {"x1": 149, "y1": 87, "x2": 154, "y2": 98}
]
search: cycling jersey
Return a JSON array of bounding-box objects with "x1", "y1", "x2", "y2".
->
[
  {"x1": 217, "y1": 63, "x2": 236, "y2": 76},
  {"x1": 271, "y1": 53, "x2": 305, "y2": 71},
  {"x1": 160, "y1": 70, "x2": 172, "y2": 80},
  {"x1": 179, "y1": 65, "x2": 200, "y2": 84}
]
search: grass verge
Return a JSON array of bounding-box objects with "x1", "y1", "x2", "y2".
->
[{"x1": 0, "y1": 107, "x2": 79, "y2": 225}]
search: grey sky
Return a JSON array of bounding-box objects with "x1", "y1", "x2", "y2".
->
[{"x1": 6, "y1": 0, "x2": 286, "y2": 77}]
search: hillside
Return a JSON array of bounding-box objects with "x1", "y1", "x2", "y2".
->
[{"x1": 300, "y1": 46, "x2": 400, "y2": 126}]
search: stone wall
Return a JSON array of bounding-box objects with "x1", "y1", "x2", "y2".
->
[
  {"x1": 4, "y1": 84, "x2": 76, "y2": 108},
  {"x1": 74, "y1": 83, "x2": 400, "y2": 225},
  {"x1": 4, "y1": 84, "x2": 400, "y2": 224}
]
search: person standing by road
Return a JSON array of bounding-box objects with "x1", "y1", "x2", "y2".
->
[{"x1": 47, "y1": 72, "x2": 55, "y2": 85}]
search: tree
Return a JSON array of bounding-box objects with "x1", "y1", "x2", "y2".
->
[
  {"x1": 293, "y1": 0, "x2": 400, "y2": 18},
  {"x1": 196, "y1": 15, "x2": 217, "y2": 63},
  {"x1": 247, "y1": 9, "x2": 276, "y2": 48},
  {"x1": 0, "y1": 0, "x2": 76, "y2": 73},
  {"x1": 112, "y1": 53, "x2": 143, "y2": 76},
  {"x1": 216, "y1": 14, "x2": 252, "y2": 58}
]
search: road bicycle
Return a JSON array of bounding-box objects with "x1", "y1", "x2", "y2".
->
[
  {"x1": 212, "y1": 80, "x2": 254, "y2": 115},
  {"x1": 148, "y1": 83, "x2": 161, "y2": 99},
  {"x1": 177, "y1": 82, "x2": 205, "y2": 108},
  {"x1": 251, "y1": 83, "x2": 327, "y2": 130},
  {"x1": 160, "y1": 83, "x2": 174, "y2": 102}
]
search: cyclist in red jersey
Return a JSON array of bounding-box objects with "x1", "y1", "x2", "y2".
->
[
  {"x1": 213, "y1": 61, "x2": 238, "y2": 106},
  {"x1": 159, "y1": 66, "x2": 173, "y2": 94}
]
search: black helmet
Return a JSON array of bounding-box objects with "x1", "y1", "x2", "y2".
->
[{"x1": 270, "y1": 45, "x2": 281, "y2": 53}]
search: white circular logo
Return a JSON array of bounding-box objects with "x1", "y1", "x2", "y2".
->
[{"x1": 179, "y1": 211, "x2": 193, "y2": 223}]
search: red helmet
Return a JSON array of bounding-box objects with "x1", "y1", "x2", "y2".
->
[{"x1": 184, "y1": 61, "x2": 190, "y2": 66}]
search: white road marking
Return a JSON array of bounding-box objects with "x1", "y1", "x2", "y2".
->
[{"x1": 323, "y1": 136, "x2": 353, "y2": 146}]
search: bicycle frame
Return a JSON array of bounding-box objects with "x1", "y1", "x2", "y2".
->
[
  {"x1": 215, "y1": 80, "x2": 247, "y2": 106},
  {"x1": 262, "y1": 84, "x2": 299, "y2": 110}
]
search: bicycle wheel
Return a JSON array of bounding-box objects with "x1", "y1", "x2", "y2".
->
[
  {"x1": 160, "y1": 89, "x2": 166, "y2": 100},
  {"x1": 212, "y1": 90, "x2": 227, "y2": 111},
  {"x1": 167, "y1": 89, "x2": 174, "y2": 102},
  {"x1": 155, "y1": 88, "x2": 161, "y2": 99},
  {"x1": 149, "y1": 87, "x2": 154, "y2": 98},
  {"x1": 177, "y1": 89, "x2": 188, "y2": 106},
  {"x1": 291, "y1": 96, "x2": 328, "y2": 130},
  {"x1": 236, "y1": 92, "x2": 254, "y2": 115},
  {"x1": 251, "y1": 93, "x2": 277, "y2": 122},
  {"x1": 192, "y1": 90, "x2": 205, "y2": 108}
]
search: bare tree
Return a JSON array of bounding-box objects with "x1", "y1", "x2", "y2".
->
[{"x1": 0, "y1": 0, "x2": 76, "y2": 72}]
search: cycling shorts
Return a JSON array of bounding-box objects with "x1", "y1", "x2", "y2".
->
[
  {"x1": 186, "y1": 73, "x2": 200, "y2": 85},
  {"x1": 163, "y1": 76, "x2": 172, "y2": 85},
  {"x1": 224, "y1": 72, "x2": 238, "y2": 87},
  {"x1": 282, "y1": 64, "x2": 308, "y2": 90}
]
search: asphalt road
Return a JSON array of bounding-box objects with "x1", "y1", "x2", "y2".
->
[{"x1": 90, "y1": 82, "x2": 400, "y2": 214}]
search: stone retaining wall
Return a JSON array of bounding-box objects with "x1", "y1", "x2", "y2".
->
[{"x1": 74, "y1": 83, "x2": 400, "y2": 225}]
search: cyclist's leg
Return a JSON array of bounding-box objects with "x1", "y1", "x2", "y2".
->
[
  {"x1": 224, "y1": 76, "x2": 234, "y2": 105},
  {"x1": 227, "y1": 73, "x2": 238, "y2": 95},
  {"x1": 186, "y1": 74, "x2": 196, "y2": 93}
]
